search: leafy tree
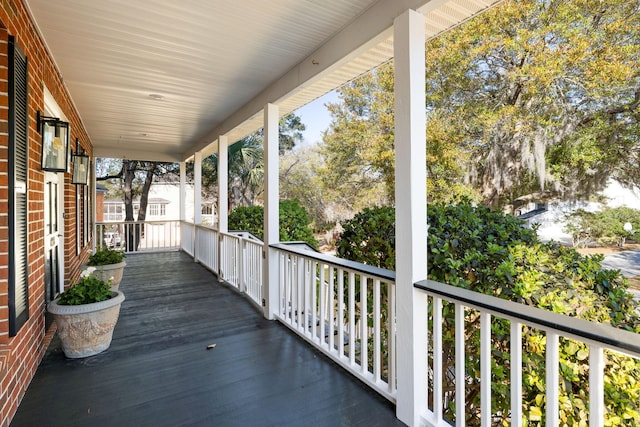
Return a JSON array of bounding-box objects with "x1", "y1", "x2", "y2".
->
[
  {"x1": 318, "y1": 66, "x2": 396, "y2": 204},
  {"x1": 280, "y1": 145, "x2": 355, "y2": 231},
  {"x1": 336, "y1": 206, "x2": 395, "y2": 269},
  {"x1": 201, "y1": 113, "x2": 305, "y2": 209},
  {"x1": 319, "y1": 0, "x2": 640, "y2": 207},
  {"x1": 564, "y1": 206, "x2": 640, "y2": 247},
  {"x1": 426, "y1": 0, "x2": 640, "y2": 206},
  {"x1": 97, "y1": 159, "x2": 180, "y2": 249},
  {"x1": 228, "y1": 200, "x2": 318, "y2": 248},
  {"x1": 337, "y1": 201, "x2": 640, "y2": 425}
]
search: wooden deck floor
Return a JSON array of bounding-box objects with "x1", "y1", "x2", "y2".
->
[{"x1": 11, "y1": 251, "x2": 405, "y2": 427}]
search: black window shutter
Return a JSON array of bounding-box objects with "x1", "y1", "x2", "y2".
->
[{"x1": 8, "y1": 35, "x2": 29, "y2": 336}]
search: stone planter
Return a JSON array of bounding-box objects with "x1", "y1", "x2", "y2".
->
[
  {"x1": 48, "y1": 291, "x2": 125, "y2": 359},
  {"x1": 84, "y1": 261, "x2": 126, "y2": 290}
]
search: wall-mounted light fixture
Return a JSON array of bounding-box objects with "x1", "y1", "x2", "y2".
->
[
  {"x1": 38, "y1": 111, "x2": 70, "y2": 172},
  {"x1": 71, "y1": 138, "x2": 90, "y2": 185}
]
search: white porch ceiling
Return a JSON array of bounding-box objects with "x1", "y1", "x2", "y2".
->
[{"x1": 25, "y1": 0, "x2": 500, "y2": 162}]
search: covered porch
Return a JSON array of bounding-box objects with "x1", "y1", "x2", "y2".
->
[
  {"x1": 12, "y1": 0, "x2": 639, "y2": 426},
  {"x1": 11, "y1": 251, "x2": 403, "y2": 426}
]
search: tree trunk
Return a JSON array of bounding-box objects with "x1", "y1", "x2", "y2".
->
[{"x1": 123, "y1": 161, "x2": 136, "y2": 250}]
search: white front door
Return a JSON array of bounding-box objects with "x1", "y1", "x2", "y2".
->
[{"x1": 44, "y1": 172, "x2": 64, "y2": 304}]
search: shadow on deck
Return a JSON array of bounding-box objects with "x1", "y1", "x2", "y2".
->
[{"x1": 11, "y1": 251, "x2": 404, "y2": 427}]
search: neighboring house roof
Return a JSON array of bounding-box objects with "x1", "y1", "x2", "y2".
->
[{"x1": 96, "y1": 184, "x2": 108, "y2": 193}]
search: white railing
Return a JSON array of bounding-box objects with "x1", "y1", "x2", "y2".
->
[
  {"x1": 195, "y1": 225, "x2": 218, "y2": 273},
  {"x1": 181, "y1": 221, "x2": 195, "y2": 256},
  {"x1": 415, "y1": 280, "x2": 640, "y2": 427},
  {"x1": 96, "y1": 220, "x2": 181, "y2": 253},
  {"x1": 92, "y1": 221, "x2": 640, "y2": 425},
  {"x1": 242, "y1": 237, "x2": 263, "y2": 306},
  {"x1": 220, "y1": 232, "x2": 241, "y2": 288},
  {"x1": 271, "y1": 243, "x2": 397, "y2": 402},
  {"x1": 218, "y1": 231, "x2": 263, "y2": 307}
]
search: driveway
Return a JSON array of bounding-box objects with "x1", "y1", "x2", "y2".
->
[
  {"x1": 601, "y1": 249, "x2": 640, "y2": 278},
  {"x1": 601, "y1": 250, "x2": 640, "y2": 302}
]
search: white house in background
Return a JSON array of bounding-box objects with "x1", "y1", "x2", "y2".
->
[
  {"x1": 102, "y1": 182, "x2": 217, "y2": 225},
  {"x1": 520, "y1": 180, "x2": 640, "y2": 244}
]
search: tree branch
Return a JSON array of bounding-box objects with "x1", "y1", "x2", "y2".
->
[{"x1": 579, "y1": 87, "x2": 640, "y2": 126}]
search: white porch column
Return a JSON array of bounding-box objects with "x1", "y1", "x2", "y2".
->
[
  {"x1": 179, "y1": 161, "x2": 186, "y2": 222},
  {"x1": 194, "y1": 151, "x2": 203, "y2": 226},
  {"x1": 394, "y1": 9, "x2": 428, "y2": 427},
  {"x1": 217, "y1": 136, "x2": 228, "y2": 233},
  {"x1": 92, "y1": 157, "x2": 97, "y2": 253},
  {"x1": 193, "y1": 151, "x2": 203, "y2": 262},
  {"x1": 263, "y1": 103, "x2": 279, "y2": 319}
]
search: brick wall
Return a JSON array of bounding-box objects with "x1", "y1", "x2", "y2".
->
[{"x1": 0, "y1": 1, "x2": 94, "y2": 425}]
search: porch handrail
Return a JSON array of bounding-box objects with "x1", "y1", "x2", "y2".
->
[
  {"x1": 414, "y1": 279, "x2": 640, "y2": 427},
  {"x1": 227, "y1": 230, "x2": 263, "y2": 242},
  {"x1": 214, "y1": 231, "x2": 263, "y2": 307},
  {"x1": 270, "y1": 243, "x2": 395, "y2": 281},
  {"x1": 195, "y1": 224, "x2": 219, "y2": 273},
  {"x1": 271, "y1": 243, "x2": 397, "y2": 402},
  {"x1": 97, "y1": 220, "x2": 181, "y2": 253},
  {"x1": 415, "y1": 280, "x2": 640, "y2": 358}
]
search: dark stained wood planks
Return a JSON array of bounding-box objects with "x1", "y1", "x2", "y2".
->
[{"x1": 11, "y1": 251, "x2": 405, "y2": 427}]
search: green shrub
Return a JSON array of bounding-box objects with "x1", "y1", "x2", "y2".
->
[
  {"x1": 564, "y1": 206, "x2": 640, "y2": 247},
  {"x1": 88, "y1": 247, "x2": 126, "y2": 266},
  {"x1": 228, "y1": 200, "x2": 318, "y2": 248},
  {"x1": 228, "y1": 205, "x2": 264, "y2": 238},
  {"x1": 336, "y1": 206, "x2": 395, "y2": 269},
  {"x1": 337, "y1": 199, "x2": 640, "y2": 425},
  {"x1": 58, "y1": 273, "x2": 112, "y2": 305}
]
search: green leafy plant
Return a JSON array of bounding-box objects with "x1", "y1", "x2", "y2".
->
[
  {"x1": 88, "y1": 246, "x2": 126, "y2": 266},
  {"x1": 228, "y1": 200, "x2": 318, "y2": 248},
  {"x1": 564, "y1": 206, "x2": 640, "y2": 248},
  {"x1": 337, "y1": 199, "x2": 640, "y2": 425},
  {"x1": 58, "y1": 272, "x2": 112, "y2": 305},
  {"x1": 336, "y1": 206, "x2": 395, "y2": 269}
]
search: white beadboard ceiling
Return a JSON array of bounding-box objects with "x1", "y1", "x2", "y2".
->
[{"x1": 25, "y1": 0, "x2": 501, "y2": 162}]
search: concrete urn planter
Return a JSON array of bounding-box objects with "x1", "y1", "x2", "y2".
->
[
  {"x1": 83, "y1": 261, "x2": 126, "y2": 290},
  {"x1": 48, "y1": 291, "x2": 125, "y2": 358}
]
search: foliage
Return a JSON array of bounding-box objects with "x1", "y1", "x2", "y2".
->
[
  {"x1": 427, "y1": 0, "x2": 640, "y2": 205},
  {"x1": 318, "y1": 0, "x2": 640, "y2": 207},
  {"x1": 335, "y1": 206, "x2": 395, "y2": 270},
  {"x1": 58, "y1": 272, "x2": 112, "y2": 305},
  {"x1": 97, "y1": 159, "x2": 180, "y2": 250},
  {"x1": 88, "y1": 247, "x2": 126, "y2": 266},
  {"x1": 280, "y1": 145, "x2": 339, "y2": 231},
  {"x1": 228, "y1": 205, "x2": 264, "y2": 237},
  {"x1": 564, "y1": 206, "x2": 640, "y2": 247},
  {"x1": 202, "y1": 113, "x2": 305, "y2": 209},
  {"x1": 318, "y1": 65, "x2": 397, "y2": 205},
  {"x1": 278, "y1": 200, "x2": 317, "y2": 247},
  {"x1": 337, "y1": 200, "x2": 640, "y2": 425},
  {"x1": 228, "y1": 200, "x2": 318, "y2": 248}
]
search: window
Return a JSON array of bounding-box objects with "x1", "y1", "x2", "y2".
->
[
  {"x1": 149, "y1": 204, "x2": 165, "y2": 217},
  {"x1": 8, "y1": 36, "x2": 29, "y2": 336},
  {"x1": 104, "y1": 203, "x2": 123, "y2": 222}
]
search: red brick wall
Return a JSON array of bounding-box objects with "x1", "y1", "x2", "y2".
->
[{"x1": 0, "y1": 1, "x2": 94, "y2": 425}]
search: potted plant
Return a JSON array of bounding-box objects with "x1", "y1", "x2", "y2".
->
[
  {"x1": 47, "y1": 268, "x2": 125, "y2": 358},
  {"x1": 84, "y1": 246, "x2": 127, "y2": 290}
]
